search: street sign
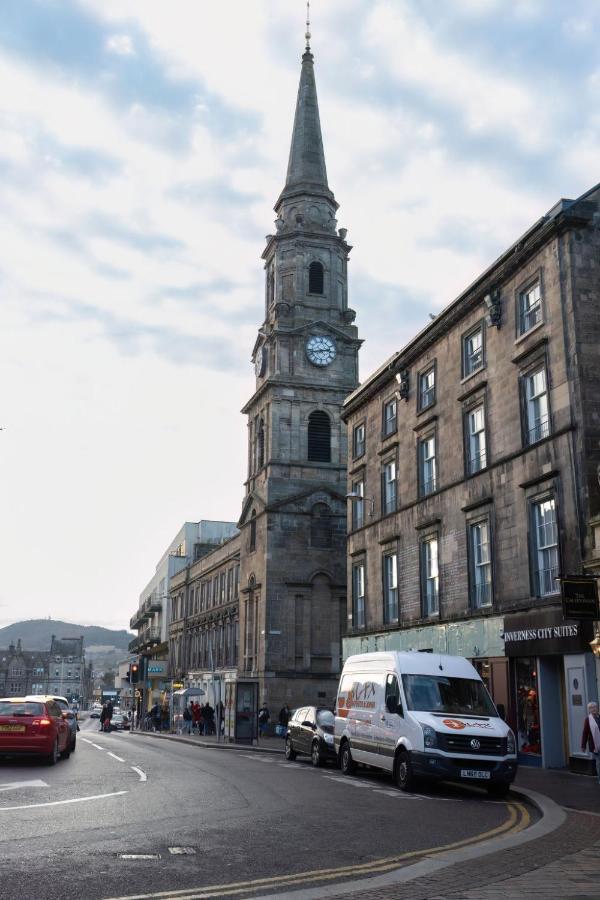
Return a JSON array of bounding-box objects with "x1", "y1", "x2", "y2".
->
[{"x1": 560, "y1": 576, "x2": 599, "y2": 620}]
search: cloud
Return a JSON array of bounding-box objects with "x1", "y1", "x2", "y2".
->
[{"x1": 106, "y1": 33, "x2": 135, "y2": 56}]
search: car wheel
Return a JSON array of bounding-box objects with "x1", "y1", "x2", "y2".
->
[
  {"x1": 284, "y1": 737, "x2": 297, "y2": 761},
  {"x1": 339, "y1": 741, "x2": 356, "y2": 776},
  {"x1": 61, "y1": 742, "x2": 71, "y2": 759},
  {"x1": 311, "y1": 740, "x2": 323, "y2": 768},
  {"x1": 46, "y1": 739, "x2": 59, "y2": 766},
  {"x1": 70, "y1": 736, "x2": 76, "y2": 752},
  {"x1": 395, "y1": 750, "x2": 415, "y2": 792}
]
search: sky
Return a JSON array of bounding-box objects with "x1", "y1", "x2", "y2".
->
[{"x1": 0, "y1": 0, "x2": 599, "y2": 632}]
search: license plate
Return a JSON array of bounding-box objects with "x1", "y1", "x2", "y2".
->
[
  {"x1": 460, "y1": 769, "x2": 490, "y2": 780},
  {"x1": 0, "y1": 725, "x2": 26, "y2": 733}
]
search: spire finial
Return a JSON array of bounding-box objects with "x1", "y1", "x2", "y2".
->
[{"x1": 305, "y1": 1, "x2": 311, "y2": 52}]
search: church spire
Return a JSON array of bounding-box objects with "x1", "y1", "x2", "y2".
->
[{"x1": 279, "y1": 9, "x2": 332, "y2": 204}]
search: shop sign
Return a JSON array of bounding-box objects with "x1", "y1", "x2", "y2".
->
[
  {"x1": 560, "y1": 576, "x2": 599, "y2": 621},
  {"x1": 502, "y1": 608, "x2": 593, "y2": 656},
  {"x1": 147, "y1": 662, "x2": 167, "y2": 676}
]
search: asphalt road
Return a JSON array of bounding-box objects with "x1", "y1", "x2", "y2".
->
[{"x1": 0, "y1": 717, "x2": 533, "y2": 900}]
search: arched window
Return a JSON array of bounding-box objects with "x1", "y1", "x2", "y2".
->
[
  {"x1": 256, "y1": 418, "x2": 265, "y2": 469},
  {"x1": 308, "y1": 261, "x2": 324, "y2": 294},
  {"x1": 249, "y1": 510, "x2": 256, "y2": 551},
  {"x1": 308, "y1": 411, "x2": 331, "y2": 462},
  {"x1": 311, "y1": 503, "x2": 333, "y2": 548}
]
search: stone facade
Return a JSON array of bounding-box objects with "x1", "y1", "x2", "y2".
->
[
  {"x1": 0, "y1": 640, "x2": 49, "y2": 696},
  {"x1": 341, "y1": 184, "x2": 600, "y2": 768},
  {"x1": 165, "y1": 45, "x2": 360, "y2": 714}
]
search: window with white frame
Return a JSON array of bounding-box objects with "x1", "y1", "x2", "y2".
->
[
  {"x1": 382, "y1": 459, "x2": 397, "y2": 515},
  {"x1": 419, "y1": 434, "x2": 437, "y2": 496},
  {"x1": 419, "y1": 365, "x2": 435, "y2": 411},
  {"x1": 518, "y1": 280, "x2": 542, "y2": 335},
  {"x1": 466, "y1": 404, "x2": 487, "y2": 474},
  {"x1": 469, "y1": 518, "x2": 492, "y2": 608},
  {"x1": 353, "y1": 422, "x2": 366, "y2": 458},
  {"x1": 524, "y1": 366, "x2": 550, "y2": 445},
  {"x1": 351, "y1": 478, "x2": 365, "y2": 530},
  {"x1": 420, "y1": 536, "x2": 439, "y2": 616},
  {"x1": 531, "y1": 497, "x2": 559, "y2": 597},
  {"x1": 352, "y1": 562, "x2": 366, "y2": 628},
  {"x1": 462, "y1": 325, "x2": 484, "y2": 377},
  {"x1": 383, "y1": 397, "x2": 397, "y2": 436},
  {"x1": 383, "y1": 552, "x2": 398, "y2": 623}
]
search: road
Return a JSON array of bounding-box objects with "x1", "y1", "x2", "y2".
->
[{"x1": 0, "y1": 717, "x2": 533, "y2": 900}]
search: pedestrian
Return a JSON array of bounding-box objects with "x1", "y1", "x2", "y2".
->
[
  {"x1": 277, "y1": 704, "x2": 290, "y2": 738},
  {"x1": 258, "y1": 703, "x2": 270, "y2": 738},
  {"x1": 182, "y1": 703, "x2": 193, "y2": 735},
  {"x1": 104, "y1": 700, "x2": 113, "y2": 733},
  {"x1": 581, "y1": 700, "x2": 600, "y2": 784},
  {"x1": 191, "y1": 701, "x2": 201, "y2": 734},
  {"x1": 99, "y1": 703, "x2": 108, "y2": 733},
  {"x1": 150, "y1": 702, "x2": 160, "y2": 732},
  {"x1": 203, "y1": 702, "x2": 214, "y2": 735}
]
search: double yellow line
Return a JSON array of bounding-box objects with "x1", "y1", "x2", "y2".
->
[{"x1": 110, "y1": 801, "x2": 529, "y2": 900}]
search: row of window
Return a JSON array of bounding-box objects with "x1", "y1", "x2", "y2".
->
[
  {"x1": 171, "y1": 564, "x2": 241, "y2": 621},
  {"x1": 351, "y1": 495, "x2": 559, "y2": 627},
  {"x1": 351, "y1": 361, "x2": 551, "y2": 523},
  {"x1": 179, "y1": 621, "x2": 239, "y2": 672}
]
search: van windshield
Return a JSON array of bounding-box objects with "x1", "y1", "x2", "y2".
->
[{"x1": 401, "y1": 674, "x2": 497, "y2": 716}]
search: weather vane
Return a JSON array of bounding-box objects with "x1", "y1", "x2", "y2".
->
[{"x1": 305, "y1": 1, "x2": 311, "y2": 51}]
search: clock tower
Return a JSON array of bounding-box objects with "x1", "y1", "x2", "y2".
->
[{"x1": 238, "y1": 34, "x2": 361, "y2": 709}]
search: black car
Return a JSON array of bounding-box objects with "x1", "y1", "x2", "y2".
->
[{"x1": 284, "y1": 706, "x2": 336, "y2": 767}]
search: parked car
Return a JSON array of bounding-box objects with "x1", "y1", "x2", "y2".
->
[
  {"x1": 284, "y1": 706, "x2": 336, "y2": 767},
  {"x1": 0, "y1": 697, "x2": 71, "y2": 764},
  {"x1": 27, "y1": 695, "x2": 77, "y2": 753},
  {"x1": 109, "y1": 712, "x2": 130, "y2": 731},
  {"x1": 335, "y1": 651, "x2": 517, "y2": 796}
]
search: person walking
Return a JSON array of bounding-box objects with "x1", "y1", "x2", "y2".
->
[
  {"x1": 277, "y1": 704, "x2": 290, "y2": 738},
  {"x1": 104, "y1": 700, "x2": 113, "y2": 733},
  {"x1": 581, "y1": 700, "x2": 600, "y2": 783},
  {"x1": 182, "y1": 704, "x2": 193, "y2": 735},
  {"x1": 99, "y1": 703, "x2": 108, "y2": 733},
  {"x1": 191, "y1": 701, "x2": 201, "y2": 734},
  {"x1": 258, "y1": 703, "x2": 270, "y2": 738}
]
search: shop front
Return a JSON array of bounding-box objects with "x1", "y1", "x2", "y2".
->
[{"x1": 503, "y1": 608, "x2": 595, "y2": 771}]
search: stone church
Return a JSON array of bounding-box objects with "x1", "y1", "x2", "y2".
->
[{"x1": 167, "y1": 38, "x2": 360, "y2": 712}]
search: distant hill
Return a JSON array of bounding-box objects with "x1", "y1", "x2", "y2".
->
[{"x1": 0, "y1": 619, "x2": 133, "y2": 652}]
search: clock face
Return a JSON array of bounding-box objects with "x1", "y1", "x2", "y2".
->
[
  {"x1": 254, "y1": 345, "x2": 266, "y2": 377},
  {"x1": 306, "y1": 335, "x2": 336, "y2": 367}
]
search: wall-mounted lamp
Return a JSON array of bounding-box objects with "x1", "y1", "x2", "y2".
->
[
  {"x1": 345, "y1": 491, "x2": 375, "y2": 517},
  {"x1": 590, "y1": 632, "x2": 600, "y2": 658}
]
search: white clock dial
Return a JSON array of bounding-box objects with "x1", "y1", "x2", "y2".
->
[
  {"x1": 254, "y1": 345, "x2": 266, "y2": 377},
  {"x1": 306, "y1": 335, "x2": 336, "y2": 367}
]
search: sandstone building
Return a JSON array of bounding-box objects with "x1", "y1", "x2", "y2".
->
[{"x1": 342, "y1": 184, "x2": 600, "y2": 770}]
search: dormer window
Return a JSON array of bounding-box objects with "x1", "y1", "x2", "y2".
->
[{"x1": 308, "y1": 261, "x2": 324, "y2": 294}]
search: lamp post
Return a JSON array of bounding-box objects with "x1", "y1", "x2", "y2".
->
[{"x1": 345, "y1": 491, "x2": 375, "y2": 517}]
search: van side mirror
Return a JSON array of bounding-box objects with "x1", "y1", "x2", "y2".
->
[{"x1": 496, "y1": 703, "x2": 506, "y2": 721}]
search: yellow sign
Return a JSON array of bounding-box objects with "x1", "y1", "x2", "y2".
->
[{"x1": 173, "y1": 682, "x2": 184, "y2": 689}]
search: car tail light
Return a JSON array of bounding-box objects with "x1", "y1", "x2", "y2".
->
[{"x1": 32, "y1": 718, "x2": 52, "y2": 727}]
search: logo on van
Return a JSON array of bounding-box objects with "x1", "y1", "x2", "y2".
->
[
  {"x1": 470, "y1": 739, "x2": 481, "y2": 750},
  {"x1": 443, "y1": 719, "x2": 467, "y2": 730}
]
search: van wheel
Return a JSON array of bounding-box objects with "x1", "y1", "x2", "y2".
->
[
  {"x1": 395, "y1": 750, "x2": 414, "y2": 792},
  {"x1": 46, "y1": 739, "x2": 59, "y2": 766},
  {"x1": 285, "y1": 737, "x2": 297, "y2": 761},
  {"x1": 340, "y1": 742, "x2": 356, "y2": 775},
  {"x1": 311, "y1": 741, "x2": 323, "y2": 767},
  {"x1": 61, "y1": 743, "x2": 71, "y2": 760}
]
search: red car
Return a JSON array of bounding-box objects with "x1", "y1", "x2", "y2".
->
[{"x1": 0, "y1": 697, "x2": 71, "y2": 765}]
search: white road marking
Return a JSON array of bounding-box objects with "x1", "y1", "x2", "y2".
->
[
  {"x1": 90, "y1": 742, "x2": 105, "y2": 750},
  {"x1": 0, "y1": 790, "x2": 128, "y2": 811},
  {"x1": 168, "y1": 847, "x2": 196, "y2": 855},
  {"x1": 108, "y1": 752, "x2": 125, "y2": 762},
  {"x1": 120, "y1": 854, "x2": 160, "y2": 860},
  {"x1": 131, "y1": 766, "x2": 147, "y2": 782},
  {"x1": 0, "y1": 779, "x2": 48, "y2": 793},
  {"x1": 81, "y1": 738, "x2": 95, "y2": 744},
  {"x1": 373, "y1": 788, "x2": 419, "y2": 799}
]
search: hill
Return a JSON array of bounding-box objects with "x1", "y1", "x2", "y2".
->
[{"x1": 0, "y1": 619, "x2": 133, "y2": 651}]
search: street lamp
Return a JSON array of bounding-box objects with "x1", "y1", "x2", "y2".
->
[
  {"x1": 590, "y1": 629, "x2": 600, "y2": 658},
  {"x1": 345, "y1": 491, "x2": 375, "y2": 517}
]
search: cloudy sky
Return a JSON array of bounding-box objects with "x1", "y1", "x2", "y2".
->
[{"x1": 0, "y1": 0, "x2": 598, "y2": 633}]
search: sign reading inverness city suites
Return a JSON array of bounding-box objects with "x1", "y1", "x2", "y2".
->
[{"x1": 503, "y1": 607, "x2": 594, "y2": 657}]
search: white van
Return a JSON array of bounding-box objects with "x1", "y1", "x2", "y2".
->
[{"x1": 335, "y1": 651, "x2": 517, "y2": 796}]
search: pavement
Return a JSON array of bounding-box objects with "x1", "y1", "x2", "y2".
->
[{"x1": 133, "y1": 727, "x2": 600, "y2": 899}]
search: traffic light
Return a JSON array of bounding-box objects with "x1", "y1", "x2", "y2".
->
[{"x1": 130, "y1": 663, "x2": 140, "y2": 684}]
